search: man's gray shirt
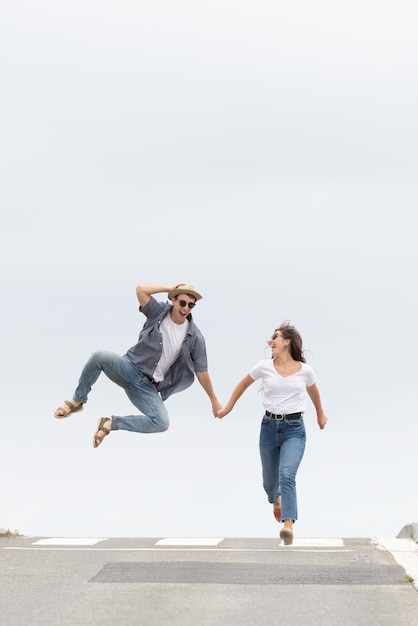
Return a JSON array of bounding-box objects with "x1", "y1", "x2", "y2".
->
[{"x1": 125, "y1": 296, "x2": 208, "y2": 401}]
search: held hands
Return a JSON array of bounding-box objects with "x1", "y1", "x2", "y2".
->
[
  {"x1": 211, "y1": 400, "x2": 223, "y2": 416},
  {"x1": 213, "y1": 406, "x2": 231, "y2": 419}
]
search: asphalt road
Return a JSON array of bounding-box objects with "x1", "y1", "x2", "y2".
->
[{"x1": 1, "y1": 535, "x2": 417, "y2": 626}]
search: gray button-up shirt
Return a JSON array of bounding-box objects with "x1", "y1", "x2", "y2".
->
[{"x1": 125, "y1": 296, "x2": 208, "y2": 401}]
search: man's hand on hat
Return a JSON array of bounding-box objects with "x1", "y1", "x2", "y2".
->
[{"x1": 174, "y1": 282, "x2": 187, "y2": 289}]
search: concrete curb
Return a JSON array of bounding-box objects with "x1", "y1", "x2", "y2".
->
[
  {"x1": 375, "y1": 536, "x2": 418, "y2": 591},
  {"x1": 396, "y1": 523, "x2": 418, "y2": 542}
]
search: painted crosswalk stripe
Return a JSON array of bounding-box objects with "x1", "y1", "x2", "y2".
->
[
  {"x1": 289, "y1": 538, "x2": 345, "y2": 547},
  {"x1": 32, "y1": 537, "x2": 108, "y2": 546}
]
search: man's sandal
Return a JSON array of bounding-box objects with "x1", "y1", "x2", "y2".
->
[
  {"x1": 54, "y1": 400, "x2": 83, "y2": 419},
  {"x1": 93, "y1": 417, "x2": 111, "y2": 448}
]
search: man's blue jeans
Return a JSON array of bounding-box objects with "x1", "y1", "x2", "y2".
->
[
  {"x1": 259, "y1": 414, "x2": 306, "y2": 522},
  {"x1": 74, "y1": 351, "x2": 169, "y2": 433}
]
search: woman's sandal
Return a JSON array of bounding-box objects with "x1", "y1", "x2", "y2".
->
[
  {"x1": 93, "y1": 417, "x2": 111, "y2": 448},
  {"x1": 54, "y1": 400, "x2": 83, "y2": 419},
  {"x1": 279, "y1": 528, "x2": 294, "y2": 546}
]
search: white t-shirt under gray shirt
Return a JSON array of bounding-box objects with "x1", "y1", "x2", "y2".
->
[{"x1": 153, "y1": 315, "x2": 189, "y2": 382}]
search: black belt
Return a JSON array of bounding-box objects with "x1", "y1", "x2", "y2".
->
[
  {"x1": 142, "y1": 372, "x2": 159, "y2": 386},
  {"x1": 265, "y1": 411, "x2": 302, "y2": 421}
]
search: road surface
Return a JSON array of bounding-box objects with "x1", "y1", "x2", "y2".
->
[{"x1": 1, "y1": 535, "x2": 417, "y2": 625}]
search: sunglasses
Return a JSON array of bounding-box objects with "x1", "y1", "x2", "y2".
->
[
  {"x1": 176, "y1": 298, "x2": 196, "y2": 309},
  {"x1": 271, "y1": 332, "x2": 282, "y2": 340}
]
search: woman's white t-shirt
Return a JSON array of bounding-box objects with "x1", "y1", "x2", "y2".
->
[{"x1": 249, "y1": 359, "x2": 316, "y2": 414}]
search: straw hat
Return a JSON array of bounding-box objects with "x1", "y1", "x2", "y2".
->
[{"x1": 168, "y1": 283, "x2": 203, "y2": 301}]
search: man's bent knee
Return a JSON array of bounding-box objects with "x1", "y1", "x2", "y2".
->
[{"x1": 153, "y1": 418, "x2": 169, "y2": 433}]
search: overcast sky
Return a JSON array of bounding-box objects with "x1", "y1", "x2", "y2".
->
[{"x1": 1, "y1": 0, "x2": 417, "y2": 540}]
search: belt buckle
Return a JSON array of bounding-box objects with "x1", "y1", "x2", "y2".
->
[{"x1": 143, "y1": 372, "x2": 158, "y2": 386}]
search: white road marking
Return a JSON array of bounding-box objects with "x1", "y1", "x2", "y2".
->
[
  {"x1": 290, "y1": 538, "x2": 345, "y2": 547},
  {"x1": 4, "y1": 547, "x2": 352, "y2": 553},
  {"x1": 155, "y1": 537, "x2": 224, "y2": 546},
  {"x1": 29, "y1": 537, "x2": 344, "y2": 548},
  {"x1": 32, "y1": 537, "x2": 108, "y2": 546},
  {"x1": 3, "y1": 537, "x2": 350, "y2": 552}
]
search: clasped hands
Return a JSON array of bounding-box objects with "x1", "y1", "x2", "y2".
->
[{"x1": 212, "y1": 404, "x2": 229, "y2": 419}]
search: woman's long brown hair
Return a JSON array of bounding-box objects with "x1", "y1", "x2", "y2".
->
[{"x1": 276, "y1": 322, "x2": 306, "y2": 363}]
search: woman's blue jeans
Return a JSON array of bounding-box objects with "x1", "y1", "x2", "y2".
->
[
  {"x1": 73, "y1": 351, "x2": 169, "y2": 433},
  {"x1": 259, "y1": 414, "x2": 306, "y2": 522}
]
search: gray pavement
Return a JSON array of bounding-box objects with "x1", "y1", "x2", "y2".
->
[{"x1": 1, "y1": 535, "x2": 418, "y2": 626}]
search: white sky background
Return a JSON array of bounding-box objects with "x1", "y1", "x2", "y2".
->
[{"x1": 1, "y1": 0, "x2": 417, "y2": 539}]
